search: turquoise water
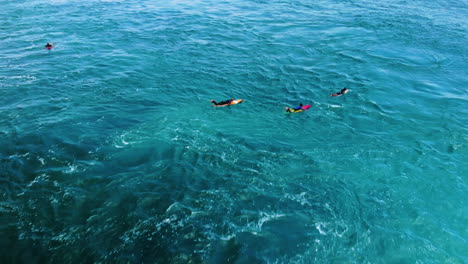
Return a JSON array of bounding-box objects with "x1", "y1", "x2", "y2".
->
[{"x1": 1, "y1": 0, "x2": 467, "y2": 262}]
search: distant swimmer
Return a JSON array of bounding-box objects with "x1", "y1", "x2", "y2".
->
[
  {"x1": 285, "y1": 103, "x2": 311, "y2": 113},
  {"x1": 210, "y1": 98, "x2": 243, "y2": 107},
  {"x1": 211, "y1": 98, "x2": 233, "y2": 106},
  {"x1": 45, "y1": 43, "x2": 53, "y2": 50},
  {"x1": 331, "y1": 88, "x2": 349, "y2": 97}
]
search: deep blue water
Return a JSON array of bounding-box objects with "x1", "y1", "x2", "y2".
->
[{"x1": 1, "y1": 0, "x2": 467, "y2": 263}]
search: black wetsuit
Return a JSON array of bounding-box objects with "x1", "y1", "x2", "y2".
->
[
  {"x1": 338, "y1": 89, "x2": 348, "y2": 95},
  {"x1": 213, "y1": 99, "x2": 233, "y2": 105}
]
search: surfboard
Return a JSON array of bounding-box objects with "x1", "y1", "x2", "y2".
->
[{"x1": 212, "y1": 99, "x2": 243, "y2": 107}]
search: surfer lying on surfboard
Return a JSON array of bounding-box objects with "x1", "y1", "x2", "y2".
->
[
  {"x1": 285, "y1": 103, "x2": 311, "y2": 113},
  {"x1": 331, "y1": 88, "x2": 349, "y2": 97},
  {"x1": 211, "y1": 98, "x2": 243, "y2": 107},
  {"x1": 211, "y1": 98, "x2": 233, "y2": 106}
]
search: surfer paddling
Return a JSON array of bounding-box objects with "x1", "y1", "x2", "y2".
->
[
  {"x1": 211, "y1": 98, "x2": 234, "y2": 106},
  {"x1": 285, "y1": 103, "x2": 304, "y2": 113},
  {"x1": 331, "y1": 88, "x2": 349, "y2": 97},
  {"x1": 285, "y1": 103, "x2": 311, "y2": 113}
]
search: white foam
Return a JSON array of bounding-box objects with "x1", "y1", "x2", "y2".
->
[
  {"x1": 257, "y1": 212, "x2": 286, "y2": 230},
  {"x1": 65, "y1": 163, "x2": 77, "y2": 173},
  {"x1": 315, "y1": 222, "x2": 327, "y2": 235}
]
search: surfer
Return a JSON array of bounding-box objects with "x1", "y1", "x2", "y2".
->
[
  {"x1": 285, "y1": 103, "x2": 304, "y2": 113},
  {"x1": 331, "y1": 88, "x2": 349, "y2": 97},
  {"x1": 45, "y1": 43, "x2": 53, "y2": 50},
  {"x1": 211, "y1": 98, "x2": 234, "y2": 106}
]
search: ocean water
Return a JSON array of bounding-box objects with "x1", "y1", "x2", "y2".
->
[{"x1": 1, "y1": 0, "x2": 467, "y2": 263}]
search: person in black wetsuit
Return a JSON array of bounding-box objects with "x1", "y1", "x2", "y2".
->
[
  {"x1": 331, "y1": 88, "x2": 349, "y2": 97},
  {"x1": 211, "y1": 98, "x2": 234, "y2": 106},
  {"x1": 45, "y1": 43, "x2": 53, "y2": 49}
]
